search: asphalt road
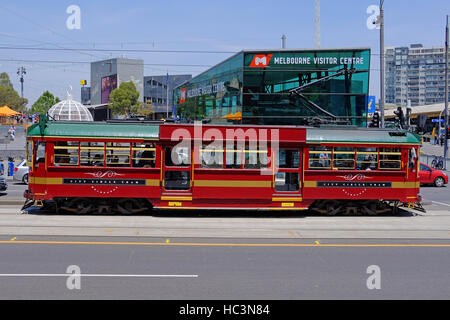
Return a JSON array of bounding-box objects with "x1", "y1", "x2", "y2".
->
[{"x1": 0, "y1": 235, "x2": 448, "y2": 299}]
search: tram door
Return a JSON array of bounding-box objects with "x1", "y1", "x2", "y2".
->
[
  {"x1": 161, "y1": 145, "x2": 192, "y2": 195},
  {"x1": 274, "y1": 148, "x2": 302, "y2": 197}
]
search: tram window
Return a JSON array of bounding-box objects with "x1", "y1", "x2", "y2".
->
[
  {"x1": 275, "y1": 172, "x2": 299, "y2": 192},
  {"x1": 54, "y1": 141, "x2": 79, "y2": 166},
  {"x1": 200, "y1": 145, "x2": 223, "y2": 168},
  {"x1": 35, "y1": 142, "x2": 46, "y2": 164},
  {"x1": 356, "y1": 147, "x2": 378, "y2": 170},
  {"x1": 244, "y1": 148, "x2": 268, "y2": 169},
  {"x1": 26, "y1": 141, "x2": 33, "y2": 166},
  {"x1": 278, "y1": 149, "x2": 299, "y2": 168},
  {"x1": 165, "y1": 146, "x2": 190, "y2": 167},
  {"x1": 308, "y1": 146, "x2": 331, "y2": 170},
  {"x1": 80, "y1": 142, "x2": 105, "y2": 166},
  {"x1": 333, "y1": 147, "x2": 355, "y2": 170},
  {"x1": 132, "y1": 143, "x2": 156, "y2": 168},
  {"x1": 225, "y1": 144, "x2": 242, "y2": 169},
  {"x1": 106, "y1": 142, "x2": 130, "y2": 167},
  {"x1": 379, "y1": 148, "x2": 401, "y2": 170},
  {"x1": 164, "y1": 171, "x2": 190, "y2": 190}
]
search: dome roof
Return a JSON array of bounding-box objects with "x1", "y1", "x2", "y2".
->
[{"x1": 48, "y1": 93, "x2": 93, "y2": 121}]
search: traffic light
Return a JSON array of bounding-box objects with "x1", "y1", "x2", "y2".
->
[
  {"x1": 393, "y1": 107, "x2": 405, "y2": 129},
  {"x1": 371, "y1": 112, "x2": 380, "y2": 128}
]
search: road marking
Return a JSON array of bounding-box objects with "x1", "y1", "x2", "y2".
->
[
  {"x1": 431, "y1": 200, "x2": 450, "y2": 207},
  {"x1": 0, "y1": 240, "x2": 449, "y2": 248},
  {"x1": 0, "y1": 274, "x2": 198, "y2": 278}
]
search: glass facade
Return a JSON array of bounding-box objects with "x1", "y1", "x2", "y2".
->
[{"x1": 174, "y1": 48, "x2": 370, "y2": 126}]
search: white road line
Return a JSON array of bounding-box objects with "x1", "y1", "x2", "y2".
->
[
  {"x1": 430, "y1": 201, "x2": 450, "y2": 207},
  {"x1": 0, "y1": 274, "x2": 198, "y2": 278}
]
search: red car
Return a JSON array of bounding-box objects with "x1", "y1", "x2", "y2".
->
[{"x1": 419, "y1": 163, "x2": 448, "y2": 187}]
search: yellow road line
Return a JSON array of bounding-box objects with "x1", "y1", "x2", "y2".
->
[{"x1": 0, "y1": 240, "x2": 449, "y2": 248}]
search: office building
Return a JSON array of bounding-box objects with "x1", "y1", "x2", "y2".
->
[
  {"x1": 385, "y1": 44, "x2": 449, "y2": 107},
  {"x1": 174, "y1": 48, "x2": 371, "y2": 126}
]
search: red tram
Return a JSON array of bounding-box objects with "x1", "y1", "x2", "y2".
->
[{"x1": 24, "y1": 119, "x2": 422, "y2": 215}]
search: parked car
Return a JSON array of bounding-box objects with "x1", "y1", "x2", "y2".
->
[
  {"x1": 13, "y1": 159, "x2": 29, "y2": 184},
  {"x1": 0, "y1": 176, "x2": 7, "y2": 191},
  {"x1": 419, "y1": 163, "x2": 448, "y2": 187}
]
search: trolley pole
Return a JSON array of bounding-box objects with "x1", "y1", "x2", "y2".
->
[
  {"x1": 379, "y1": 0, "x2": 385, "y2": 128},
  {"x1": 444, "y1": 15, "x2": 449, "y2": 169}
]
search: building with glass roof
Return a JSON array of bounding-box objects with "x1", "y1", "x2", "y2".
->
[
  {"x1": 48, "y1": 94, "x2": 94, "y2": 121},
  {"x1": 173, "y1": 48, "x2": 371, "y2": 126}
]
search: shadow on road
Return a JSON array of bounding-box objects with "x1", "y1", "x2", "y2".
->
[{"x1": 23, "y1": 205, "x2": 417, "y2": 218}]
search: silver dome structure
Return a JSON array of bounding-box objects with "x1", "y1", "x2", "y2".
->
[{"x1": 48, "y1": 92, "x2": 93, "y2": 121}]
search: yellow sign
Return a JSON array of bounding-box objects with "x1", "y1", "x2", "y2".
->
[{"x1": 80, "y1": 80, "x2": 87, "y2": 86}]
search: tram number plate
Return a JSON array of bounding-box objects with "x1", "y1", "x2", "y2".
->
[
  {"x1": 281, "y1": 202, "x2": 294, "y2": 207},
  {"x1": 169, "y1": 201, "x2": 182, "y2": 207}
]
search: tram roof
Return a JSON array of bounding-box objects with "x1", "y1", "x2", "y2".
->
[
  {"x1": 27, "y1": 121, "x2": 160, "y2": 140},
  {"x1": 307, "y1": 127, "x2": 422, "y2": 145}
]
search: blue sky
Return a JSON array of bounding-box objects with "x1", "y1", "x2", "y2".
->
[{"x1": 0, "y1": 0, "x2": 449, "y2": 107}]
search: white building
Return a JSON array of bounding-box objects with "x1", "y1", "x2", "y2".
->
[{"x1": 385, "y1": 44, "x2": 449, "y2": 107}]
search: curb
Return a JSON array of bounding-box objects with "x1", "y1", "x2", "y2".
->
[{"x1": 0, "y1": 199, "x2": 25, "y2": 206}]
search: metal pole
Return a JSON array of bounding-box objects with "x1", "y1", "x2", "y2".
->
[
  {"x1": 379, "y1": 0, "x2": 385, "y2": 128},
  {"x1": 444, "y1": 15, "x2": 449, "y2": 168},
  {"x1": 281, "y1": 35, "x2": 286, "y2": 49}
]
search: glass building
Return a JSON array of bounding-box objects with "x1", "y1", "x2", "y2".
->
[{"x1": 174, "y1": 48, "x2": 371, "y2": 126}]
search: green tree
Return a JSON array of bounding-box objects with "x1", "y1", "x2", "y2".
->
[
  {"x1": 0, "y1": 72, "x2": 14, "y2": 88},
  {"x1": 134, "y1": 102, "x2": 154, "y2": 118},
  {"x1": 108, "y1": 81, "x2": 140, "y2": 117},
  {"x1": 0, "y1": 86, "x2": 28, "y2": 112},
  {"x1": 30, "y1": 90, "x2": 61, "y2": 115}
]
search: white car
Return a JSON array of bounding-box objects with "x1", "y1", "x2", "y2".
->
[{"x1": 13, "y1": 159, "x2": 29, "y2": 184}]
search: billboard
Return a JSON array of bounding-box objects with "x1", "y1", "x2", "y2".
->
[{"x1": 101, "y1": 74, "x2": 117, "y2": 104}]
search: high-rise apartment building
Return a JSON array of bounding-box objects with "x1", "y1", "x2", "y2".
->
[{"x1": 385, "y1": 44, "x2": 449, "y2": 107}]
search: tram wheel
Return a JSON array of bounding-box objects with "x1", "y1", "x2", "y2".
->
[{"x1": 323, "y1": 200, "x2": 341, "y2": 216}]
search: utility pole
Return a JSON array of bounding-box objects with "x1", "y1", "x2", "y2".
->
[
  {"x1": 281, "y1": 34, "x2": 286, "y2": 49},
  {"x1": 17, "y1": 67, "x2": 26, "y2": 98},
  {"x1": 378, "y1": 0, "x2": 385, "y2": 128},
  {"x1": 444, "y1": 15, "x2": 449, "y2": 168}
]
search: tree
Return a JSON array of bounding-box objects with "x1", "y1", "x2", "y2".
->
[
  {"x1": 0, "y1": 86, "x2": 28, "y2": 112},
  {"x1": 30, "y1": 91, "x2": 61, "y2": 115},
  {"x1": 0, "y1": 72, "x2": 14, "y2": 88},
  {"x1": 108, "y1": 81, "x2": 140, "y2": 117},
  {"x1": 134, "y1": 102, "x2": 154, "y2": 118}
]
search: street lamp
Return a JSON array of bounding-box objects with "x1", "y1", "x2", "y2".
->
[
  {"x1": 444, "y1": 15, "x2": 449, "y2": 169},
  {"x1": 375, "y1": 0, "x2": 385, "y2": 128}
]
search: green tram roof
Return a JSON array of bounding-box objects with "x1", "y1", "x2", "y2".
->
[
  {"x1": 27, "y1": 121, "x2": 421, "y2": 145},
  {"x1": 306, "y1": 127, "x2": 422, "y2": 145},
  {"x1": 27, "y1": 121, "x2": 159, "y2": 140}
]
